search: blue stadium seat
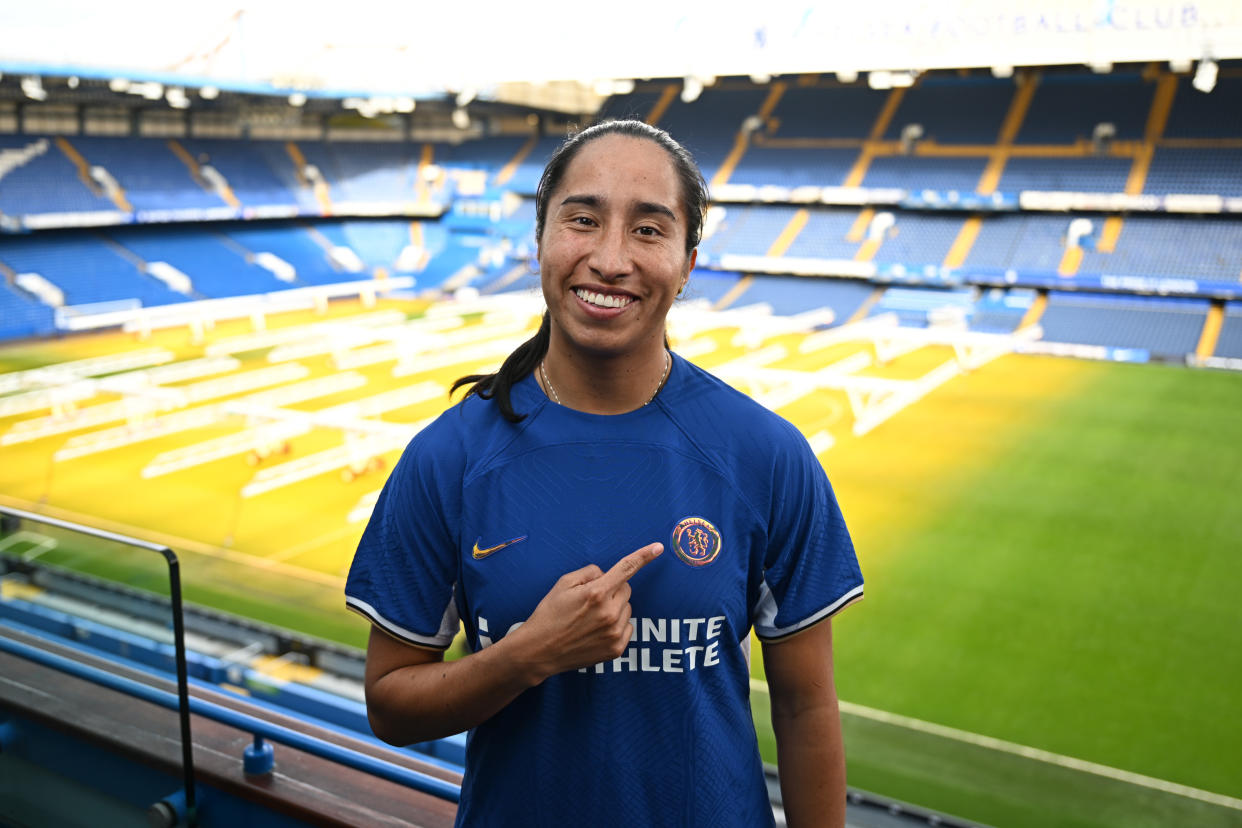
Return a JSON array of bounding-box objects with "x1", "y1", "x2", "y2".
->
[
  {"x1": 1039, "y1": 291, "x2": 1208, "y2": 356},
  {"x1": 1015, "y1": 72, "x2": 1151, "y2": 144}
]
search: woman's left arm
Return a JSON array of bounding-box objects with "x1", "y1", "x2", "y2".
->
[{"x1": 761, "y1": 620, "x2": 846, "y2": 828}]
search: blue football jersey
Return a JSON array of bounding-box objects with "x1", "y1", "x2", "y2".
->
[{"x1": 346, "y1": 353, "x2": 863, "y2": 827}]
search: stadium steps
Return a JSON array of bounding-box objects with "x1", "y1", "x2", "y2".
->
[
  {"x1": 710, "y1": 81, "x2": 787, "y2": 189},
  {"x1": 843, "y1": 87, "x2": 908, "y2": 187},
  {"x1": 493, "y1": 135, "x2": 538, "y2": 188},
  {"x1": 55, "y1": 137, "x2": 131, "y2": 212},
  {"x1": 712, "y1": 275, "x2": 753, "y2": 310},
  {"x1": 644, "y1": 83, "x2": 679, "y2": 126},
  {"x1": 1057, "y1": 243, "x2": 1084, "y2": 276},
  {"x1": 167, "y1": 139, "x2": 239, "y2": 208},
  {"x1": 1018, "y1": 291, "x2": 1048, "y2": 330},
  {"x1": 975, "y1": 72, "x2": 1040, "y2": 194},
  {"x1": 941, "y1": 216, "x2": 983, "y2": 268},
  {"x1": 1196, "y1": 302, "x2": 1225, "y2": 358},
  {"x1": 1091, "y1": 74, "x2": 1180, "y2": 262},
  {"x1": 286, "y1": 141, "x2": 333, "y2": 212}
]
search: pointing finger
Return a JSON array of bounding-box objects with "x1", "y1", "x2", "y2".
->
[{"x1": 600, "y1": 542, "x2": 663, "y2": 590}]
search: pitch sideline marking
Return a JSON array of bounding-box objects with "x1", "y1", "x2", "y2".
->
[
  {"x1": 749, "y1": 679, "x2": 1242, "y2": 811},
  {"x1": 0, "y1": 530, "x2": 58, "y2": 561}
]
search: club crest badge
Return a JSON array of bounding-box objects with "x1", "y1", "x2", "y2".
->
[{"x1": 670, "y1": 516, "x2": 722, "y2": 567}]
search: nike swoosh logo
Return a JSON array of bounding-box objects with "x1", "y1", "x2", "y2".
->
[{"x1": 472, "y1": 535, "x2": 528, "y2": 559}]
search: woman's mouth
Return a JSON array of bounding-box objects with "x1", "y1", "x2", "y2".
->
[{"x1": 573, "y1": 288, "x2": 634, "y2": 310}]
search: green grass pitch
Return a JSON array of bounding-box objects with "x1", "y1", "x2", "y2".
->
[{"x1": 2, "y1": 301, "x2": 1240, "y2": 827}]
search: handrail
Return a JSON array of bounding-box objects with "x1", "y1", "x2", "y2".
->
[
  {"x1": 0, "y1": 505, "x2": 198, "y2": 824},
  {"x1": 0, "y1": 634, "x2": 462, "y2": 803}
]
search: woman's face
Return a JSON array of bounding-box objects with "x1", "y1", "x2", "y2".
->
[{"x1": 538, "y1": 134, "x2": 696, "y2": 361}]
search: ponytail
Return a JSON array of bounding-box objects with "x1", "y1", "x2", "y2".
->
[{"x1": 450, "y1": 312, "x2": 551, "y2": 423}]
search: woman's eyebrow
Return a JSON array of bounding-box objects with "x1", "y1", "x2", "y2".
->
[{"x1": 559, "y1": 193, "x2": 676, "y2": 222}]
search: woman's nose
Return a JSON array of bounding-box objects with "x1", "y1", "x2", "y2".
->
[{"x1": 587, "y1": 225, "x2": 631, "y2": 279}]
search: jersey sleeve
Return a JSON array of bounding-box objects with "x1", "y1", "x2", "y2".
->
[
  {"x1": 344, "y1": 420, "x2": 463, "y2": 649},
  {"x1": 752, "y1": 421, "x2": 863, "y2": 641}
]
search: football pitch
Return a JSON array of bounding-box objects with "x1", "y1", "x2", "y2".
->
[{"x1": 1, "y1": 298, "x2": 1240, "y2": 827}]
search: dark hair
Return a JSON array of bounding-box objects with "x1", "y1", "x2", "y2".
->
[{"x1": 451, "y1": 119, "x2": 708, "y2": 422}]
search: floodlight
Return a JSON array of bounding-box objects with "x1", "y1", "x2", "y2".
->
[
  {"x1": 109, "y1": 78, "x2": 130, "y2": 92},
  {"x1": 612, "y1": 79, "x2": 635, "y2": 95},
  {"x1": 165, "y1": 87, "x2": 190, "y2": 109},
  {"x1": 1089, "y1": 61, "x2": 1113, "y2": 74},
  {"x1": 680, "y1": 76, "x2": 702, "y2": 103},
  {"x1": 1193, "y1": 59, "x2": 1217, "y2": 93},
  {"x1": 836, "y1": 70, "x2": 858, "y2": 84},
  {"x1": 890, "y1": 71, "x2": 917, "y2": 88},
  {"x1": 750, "y1": 73, "x2": 771, "y2": 84},
  {"x1": 1168, "y1": 58, "x2": 1192, "y2": 73},
  {"x1": 21, "y1": 76, "x2": 47, "y2": 101},
  {"x1": 991, "y1": 65, "x2": 1014, "y2": 79},
  {"x1": 288, "y1": 92, "x2": 307, "y2": 107},
  {"x1": 67, "y1": 76, "x2": 79, "y2": 89},
  {"x1": 867, "y1": 71, "x2": 892, "y2": 90},
  {"x1": 456, "y1": 88, "x2": 477, "y2": 107},
  {"x1": 394, "y1": 97, "x2": 415, "y2": 113},
  {"x1": 452, "y1": 108, "x2": 470, "y2": 129},
  {"x1": 199, "y1": 86, "x2": 219, "y2": 100}
]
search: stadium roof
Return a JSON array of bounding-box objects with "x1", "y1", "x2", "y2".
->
[{"x1": 2, "y1": 0, "x2": 1241, "y2": 106}]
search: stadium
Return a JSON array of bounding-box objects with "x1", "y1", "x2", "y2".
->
[{"x1": 1, "y1": 3, "x2": 1241, "y2": 826}]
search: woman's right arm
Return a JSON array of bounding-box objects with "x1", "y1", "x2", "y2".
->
[{"x1": 363, "y1": 542, "x2": 662, "y2": 746}]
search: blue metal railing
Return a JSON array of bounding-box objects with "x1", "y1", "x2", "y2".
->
[
  {"x1": 1, "y1": 505, "x2": 198, "y2": 823},
  {"x1": 0, "y1": 632, "x2": 462, "y2": 804}
]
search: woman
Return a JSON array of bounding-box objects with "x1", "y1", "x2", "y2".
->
[{"x1": 346, "y1": 120, "x2": 863, "y2": 827}]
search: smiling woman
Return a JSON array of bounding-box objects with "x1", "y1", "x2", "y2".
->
[{"x1": 344, "y1": 119, "x2": 864, "y2": 828}]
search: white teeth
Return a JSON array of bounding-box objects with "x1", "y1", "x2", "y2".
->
[{"x1": 575, "y1": 289, "x2": 632, "y2": 309}]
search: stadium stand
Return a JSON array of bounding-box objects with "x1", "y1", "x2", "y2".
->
[
  {"x1": 1214, "y1": 302, "x2": 1242, "y2": 359},
  {"x1": 180, "y1": 138, "x2": 309, "y2": 209},
  {"x1": 969, "y1": 288, "x2": 1036, "y2": 333},
  {"x1": 0, "y1": 136, "x2": 116, "y2": 216},
  {"x1": 1077, "y1": 216, "x2": 1242, "y2": 281},
  {"x1": 6, "y1": 61, "x2": 1242, "y2": 827},
  {"x1": 1014, "y1": 72, "x2": 1152, "y2": 144},
  {"x1": 0, "y1": 280, "x2": 56, "y2": 340},
  {"x1": 72, "y1": 137, "x2": 228, "y2": 212},
  {"x1": 0, "y1": 232, "x2": 189, "y2": 307},
  {"x1": 1038, "y1": 292, "x2": 1210, "y2": 357},
  {"x1": 862, "y1": 156, "x2": 989, "y2": 192}
]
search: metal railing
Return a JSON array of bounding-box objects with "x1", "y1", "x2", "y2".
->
[
  {"x1": 1, "y1": 505, "x2": 198, "y2": 824},
  {"x1": 0, "y1": 506, "x2": 462, "y2": 824}
]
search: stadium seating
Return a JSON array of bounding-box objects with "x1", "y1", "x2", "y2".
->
[
  {"x1": 0, "y1": 280, "x2": 56, "y2": 339},
  {"x1": 0, "y1": 233, "x2": 189, "y2": 307},
  {"x1": 1214, "y1": 302, "x2": 1242, "y2": 359},
  {"x1": 1077, "y1": 216, "x2": 1242, "y2": 281},
  {"x1": 1144, "y1": 148, "x2": 1242, "y2": 196},
  {"x1": 969, "y1": 288, "x2": 1035, "y2": 333},
  {"x1": 73, "y1": 137, "x2": 228, "y2": 212},
  {"x1": 872, "y1": 213, "x2": 968, "y2": 268},
  {"x1": 181, "y1": 138, "x2": 311, "y2": 209},
  {"x1": 0, "y1": 136, "x2": 115, "y2": 216},
  {"x1": 962, "y1": 214, "x2": 1071, "y2": 275},
  {"x1": 1038, "y1": 292, "x2": 1209, "y2": 356},
  {"x1": 1014, "y1": 72, "x2": 1151, "y2": 144},
  {"x1": 880, "y1": 76, "x2": 1015, "y2": 144},
  {"x1": 746, "y1": 275, "x2": 876, "y2": 318}
]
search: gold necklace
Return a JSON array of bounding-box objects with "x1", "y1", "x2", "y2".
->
[{"x1": 541, "y1": 350, "x2": 671, "y2": 408}]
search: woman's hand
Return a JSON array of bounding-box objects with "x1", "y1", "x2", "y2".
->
[
  {"x1": 507, "y1": 542, "x2": 663, "y2": 678},
  {"x1": 364, "y1": 541, "x2": 662, "y2": 746}
]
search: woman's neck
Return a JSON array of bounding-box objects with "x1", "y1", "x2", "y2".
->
[{"x1": 539, "y1": 337, "x2": 670, "y2": 415}]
